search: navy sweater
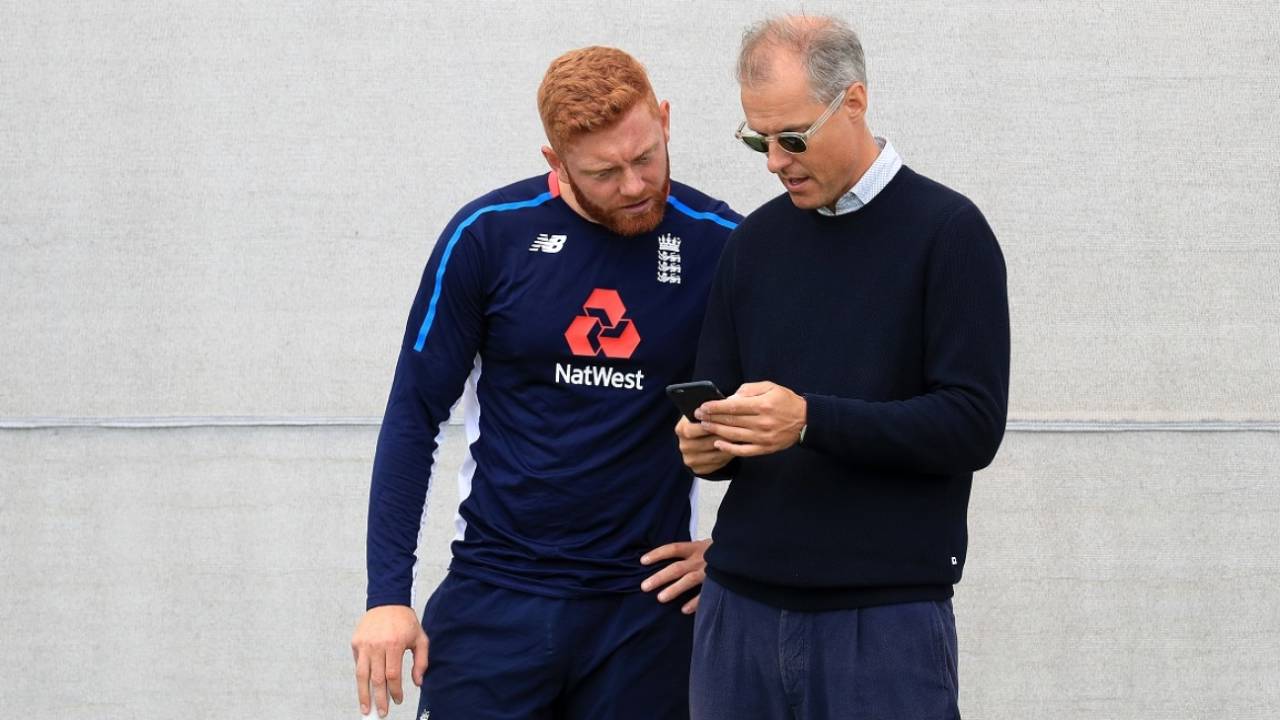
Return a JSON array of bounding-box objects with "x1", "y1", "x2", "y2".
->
[{"x1": 695, "y1": 166, "x2": 1010, "y2": 610}]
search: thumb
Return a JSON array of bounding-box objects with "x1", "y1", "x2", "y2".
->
[{"x1": 734, "y1": 381, "x2": 776, "y2": 398}]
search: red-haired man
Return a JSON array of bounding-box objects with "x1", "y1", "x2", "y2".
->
[{"x1": 352, "y1": 46, "x2": 740, "y2": 719}]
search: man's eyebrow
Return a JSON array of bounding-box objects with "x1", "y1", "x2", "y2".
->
[
  {"x1": 584, "y1": 143, "x2": 661, "y2": 171},
  {"x1": 633, "y1": 142, "x2": 660, "y2": 160}
]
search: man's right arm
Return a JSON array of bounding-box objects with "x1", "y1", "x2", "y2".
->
[
  {"x1": 354, "y1": 219, "x2": 489, "y2": 716},
  {"x1": 365, "y1": 222, "x2": 488, "y2": 609},
  {"x1": 679, "y1": 232, "x2": 743, "y2": 479}
]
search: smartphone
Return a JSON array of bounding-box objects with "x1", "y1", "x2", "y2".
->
[{"x1": 665, "y1": 381, "x2": 725, "y2": 422}]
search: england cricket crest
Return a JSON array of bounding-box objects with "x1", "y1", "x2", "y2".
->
[{"x1": 656, "y1": 233, "x2": 682, "y2": 284}]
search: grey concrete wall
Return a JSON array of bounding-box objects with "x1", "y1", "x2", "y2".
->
[
  {"x1": 4, "y1": 428, "x2": 1277, "y2": 718},
  {"x1": 2, "y1": 1, "x2": 1277, "y2": 718}
]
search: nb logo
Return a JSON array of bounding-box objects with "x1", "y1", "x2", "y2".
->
[
  {"x1": 564, "y1": 288, "x2": 641, "y2": 359},
  {"x1": 530, "y1": 233, "x2": 567, "y2": 253}
]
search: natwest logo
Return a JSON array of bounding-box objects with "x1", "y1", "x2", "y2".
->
[{"x1": 564, "y1": 288, "x2": 641, "y2": 359}]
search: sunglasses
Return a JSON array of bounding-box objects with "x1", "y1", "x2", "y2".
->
[{"x1": 734, "y1": 91, "x2": 846, "y2": 155}]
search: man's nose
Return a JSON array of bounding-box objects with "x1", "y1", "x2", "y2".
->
[
  {"x1": 619, "y1": 167, "x2": 646, "y2": 197},
  {"x1": 765, "y1": 142, "x2": 792, "y2": 174}
]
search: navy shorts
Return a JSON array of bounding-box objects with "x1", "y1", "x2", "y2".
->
[
  {"x1": 417, "y1": 572, "x2": 695, "y2": 720},
  {"x1": 690, "y1": 576, "x2": 960, "y2": 720}
]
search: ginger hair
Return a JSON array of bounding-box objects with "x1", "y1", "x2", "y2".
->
[{"x1": 537, "y1": 46, "x2": 660, "y2": 150}]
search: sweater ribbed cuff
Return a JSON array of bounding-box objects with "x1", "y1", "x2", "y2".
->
[{"x1": 800, "y1": 393, "x2": 826, "y2": 451}]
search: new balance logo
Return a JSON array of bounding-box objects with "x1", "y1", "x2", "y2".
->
[{"x1": 529, "y1": 233, "x2": 567, "y2": 253}]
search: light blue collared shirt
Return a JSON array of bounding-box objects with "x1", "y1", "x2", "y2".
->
[{"x1": 816, "y1": 137, "x2": 903, "y2": 217}]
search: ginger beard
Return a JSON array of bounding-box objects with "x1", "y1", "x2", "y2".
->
[{"x1": 564, "y1": 148, "x2": 671, "y2": 237}]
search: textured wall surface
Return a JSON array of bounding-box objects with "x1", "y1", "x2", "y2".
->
[
  {"x1": 3, "y1": 428, "x2": 1277, "y2": 718},
  {"x1": 2, "y1": 1, "x2": 1278, "y2": 718}
]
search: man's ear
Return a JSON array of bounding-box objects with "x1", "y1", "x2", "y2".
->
[
  {"x1": 843, "y1": 83, "x2": 868, "y2": 124},
  {"x1": 541, "y1": 145, "x2": 564, "y2": 177},
  {"x1": 658, "y1": 99, "x2": 671, "y2": 143}
]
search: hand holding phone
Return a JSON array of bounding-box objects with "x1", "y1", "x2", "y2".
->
[{"x1": 665, "y1": 381, "x2": 725, "y2": 422}]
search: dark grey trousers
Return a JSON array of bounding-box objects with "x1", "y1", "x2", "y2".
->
[{"x1": 690, "y1": 576, "x2": 960, "y2": 720}]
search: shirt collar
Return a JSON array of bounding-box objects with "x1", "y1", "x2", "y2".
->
[{"x1": 817, "y1": 137, "x2": 903, "y2": 217}]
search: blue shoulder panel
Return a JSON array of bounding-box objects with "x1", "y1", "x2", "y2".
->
[
  {"x1": 414, "y1": 191, "x2": 555, "y2": 351},
  {"x1": 666, "y1": 195, "x2": 739, "y2": 230}
]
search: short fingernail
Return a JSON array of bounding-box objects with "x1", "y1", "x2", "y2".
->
[
  {"x1": 360, "y1": 705, "x2": 368, "y2": 715},
  {"x1": 641, "y1": 581, "x2": 651, "y2": 591}
]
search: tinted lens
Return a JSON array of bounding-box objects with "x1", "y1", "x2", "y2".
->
[
  {"x1": 776, "y1": 134, "x2": 807, "y2": 154},
  {"x1": 740, "y1": 135, "x2": 769, "y2": 153}
]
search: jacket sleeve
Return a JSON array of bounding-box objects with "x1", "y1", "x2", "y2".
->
[
  {"x1": 802, "y1": 202, "x2": 1011, "y2": 475},
  {"x1": 365, "y1": 219, "x2": 488, "y2": 609}
]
